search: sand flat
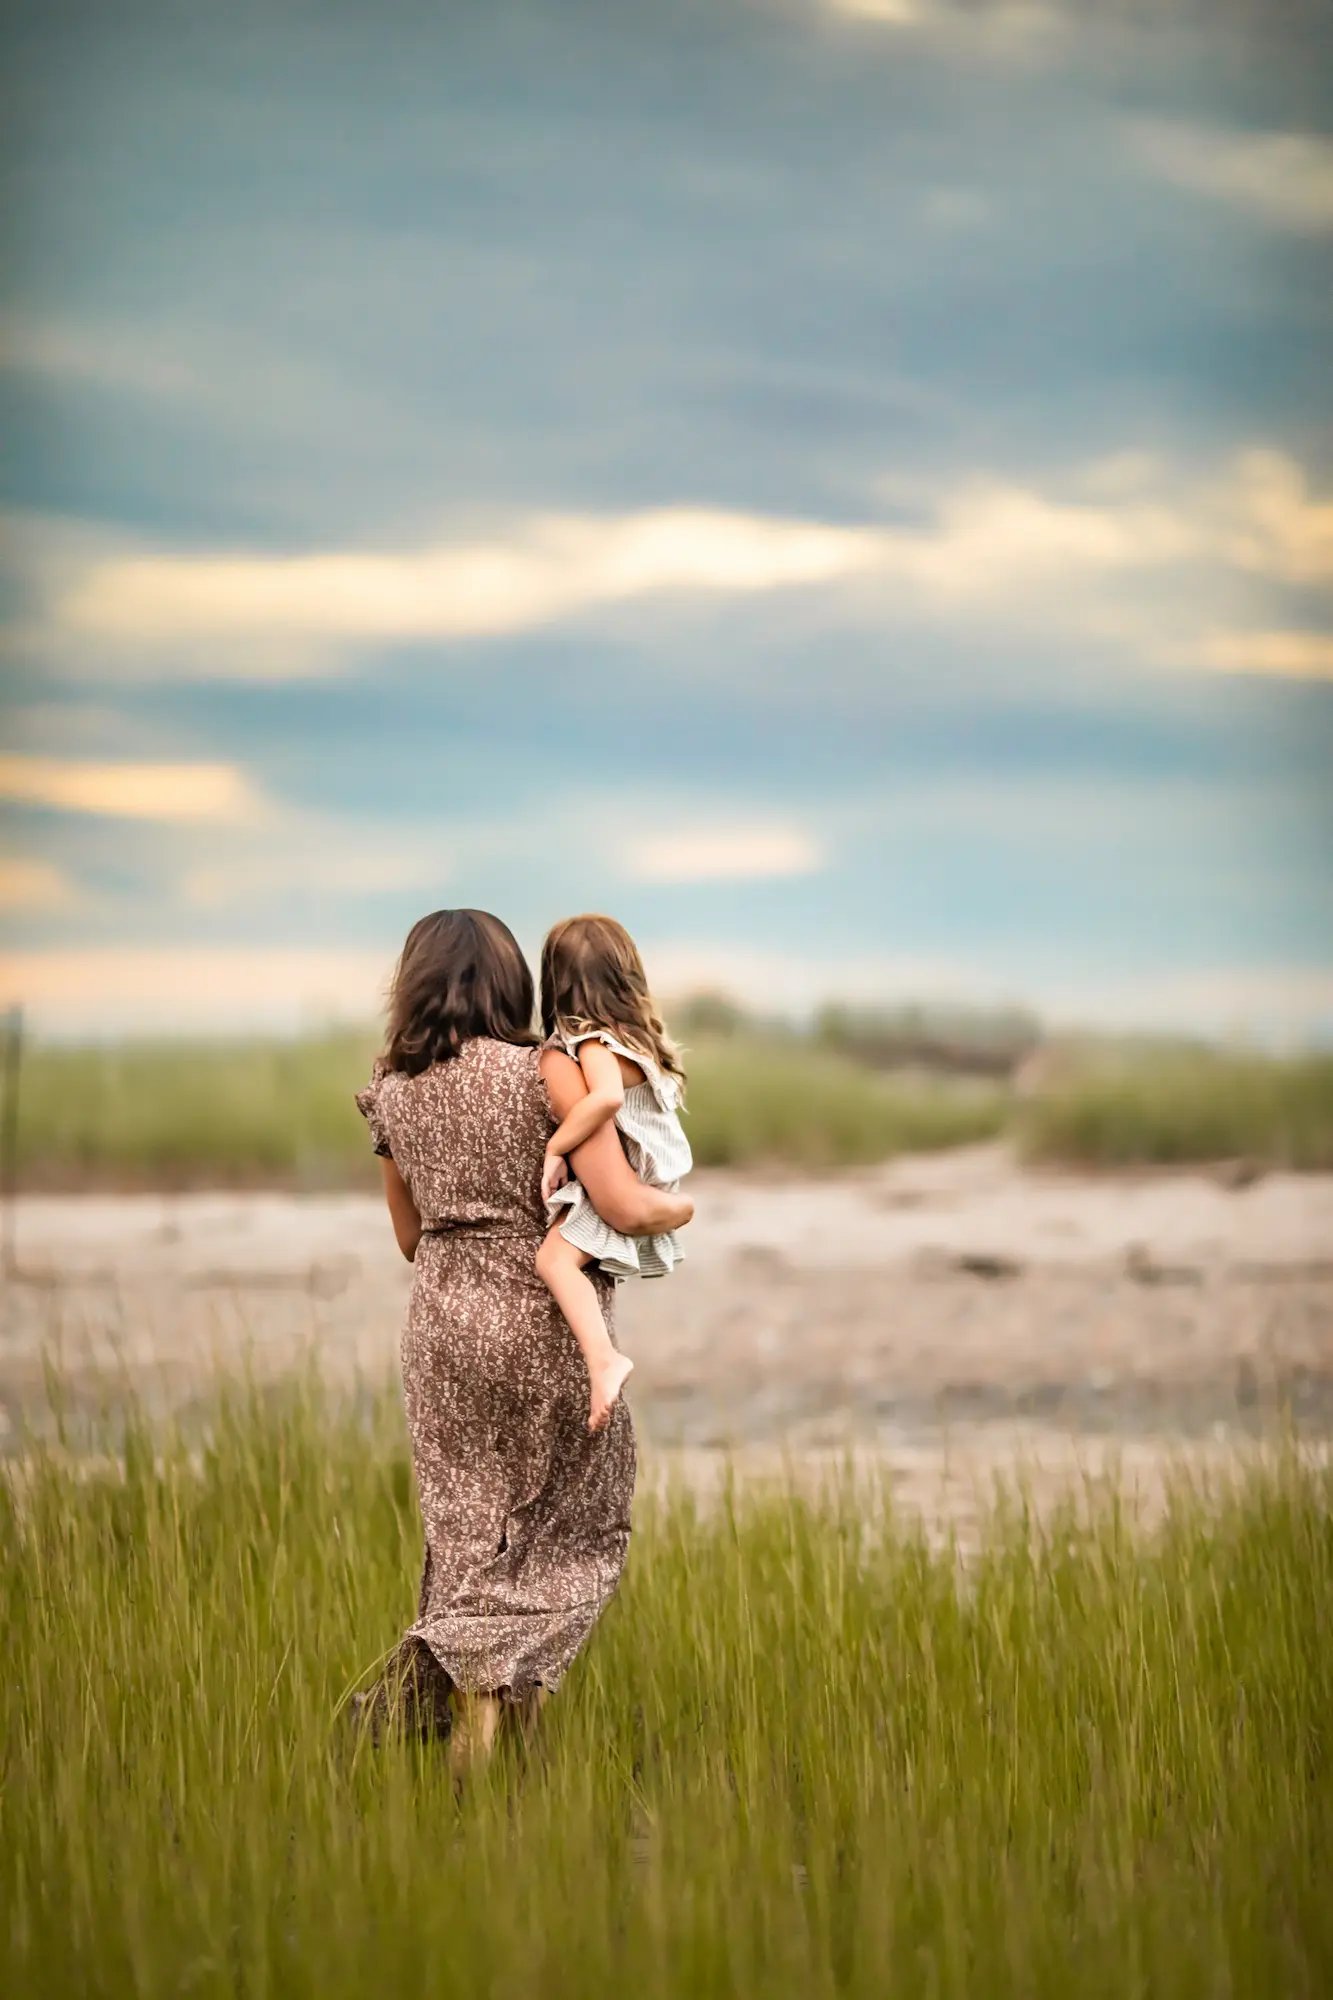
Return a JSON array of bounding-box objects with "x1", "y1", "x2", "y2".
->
[{"x1": 4, "y1": 1147, "x2": 1331, "y2": 1464}]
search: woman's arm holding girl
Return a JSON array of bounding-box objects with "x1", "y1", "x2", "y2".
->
[{"x1": 540, "y1": 1048, "x2": 693, "y2": 1237}]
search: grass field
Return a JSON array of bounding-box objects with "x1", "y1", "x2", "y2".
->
[
  {"x1": 3, "y1": 1382, "x2": 1330, "y2": 1997},
  {"x1": 1017, "y1": 1046, "x2": 1333, "y2": 1172},
  {"x1": 9, "y1": 1026, "x2": 1333, "y2": 1184},
  {"x1": 9, "y1": 1029, "x2": 1007, "y2": 1186}
]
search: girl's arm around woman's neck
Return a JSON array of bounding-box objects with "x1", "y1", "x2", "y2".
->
[{"x1": 543, "y1": 1040, "x2": 625, "y2": 1164}]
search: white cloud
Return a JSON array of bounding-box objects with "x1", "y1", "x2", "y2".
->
[
  {"x1": 883, "y1": 478, "x2": 1200, "y2": 592},
  {"x1": 1132, "y1": 120, "x2": 1333, "y2": 233},
  {"x1": 822, "y1": 0, "x2": 920, "y2": 21},
  {"x1": 1215, "y1": 450, "x2": 1333, "y2": 585},
  {"x1": 818, "y1": 0, "x2": 1066, "y2": 53},
  {"x1": 0, "y1": 756, "x2": 264, "y2": 823},
  {"x1": 0, "y1": 857, "x2": 79, "y2": 912},
  {"x1": 11, "y1": 446, "x2": 1332, "y2": 685},
  {"x1": 1184, "y1": 630, "x2": 1333, "y2": 682},
  {"x1": 870, "y1": 449, "x2": 1333, "y2": 669},
  {"x1": 0, "y1": 946, "x2": 390, "y2": 1037},
  {"x1": 3, "y1": 932, "x2": 1330, "y2": 1045},
  {"x1": 625, "y1": 826, "x2": 826, "y2": 884},
  {"x1": 179, "y1": 841, "x2": 451, "y2": 910},
  {"x1": 881, "y1": 448, "x2": 1333, "y2": 594},
  {"x1": 51, "y1": 508, "x2": 884, "y2": 661}
]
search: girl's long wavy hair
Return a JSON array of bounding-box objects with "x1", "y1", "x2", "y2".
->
[
  {"x1": 384, "y1": 909, "x2": 536, "y2": 1076},
  {"x1": 540, "y1": 913, "x2": 685, "y2": 1094}
]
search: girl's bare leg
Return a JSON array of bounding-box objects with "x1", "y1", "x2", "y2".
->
[
  {"x1": 536, "y1": 1225, "x2": 634, "y2": 1431},
  {"x1": 450, "y1": 1690, "x2": 502, "y2": 1782}
]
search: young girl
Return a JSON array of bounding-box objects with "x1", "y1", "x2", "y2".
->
[{"x1": 536, "y1": 914, "x2": 692, "y2": 1432}]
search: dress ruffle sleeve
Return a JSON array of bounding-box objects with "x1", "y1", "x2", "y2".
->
[
  {"x1": 558, "y1": 1028, "x2": 679, "y2": 1113},
  {"x1": 355, "y1": 1057, "x2": 393, "y2": 1158}
]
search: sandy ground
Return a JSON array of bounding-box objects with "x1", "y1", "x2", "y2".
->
[{"x1": 4, "y1": 1144, "x2": 1331, "y2": 1536}]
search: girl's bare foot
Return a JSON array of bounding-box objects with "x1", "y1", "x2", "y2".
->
[{"x1": 588, "y1": 1352, "x2": 634, "y2": 1432}]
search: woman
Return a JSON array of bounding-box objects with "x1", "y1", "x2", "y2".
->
[{"x1": 355, "y1": 908, "x2": 692, "y2": 1772}]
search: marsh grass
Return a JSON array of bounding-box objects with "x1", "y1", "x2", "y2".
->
[
  {"x1": 682, "y1": 1039, "x2": 1005, "y2": 1167},
  {"x1": 11, "y1": 1028, "x2": 1333, "y2": 1184},
  {"x1": 12, "y1": 1030, "x2": 375, "y2": 1187},
  {"x1": 1020, "y1": 1047, "x2": 1333, "y2": 1171},
  {"x1": 13, "y1": 1031, "x2": 1006, "y2": 1186},
  {"x1": 3, "y1": 1380, "x2": 1330, "y2": 1997}
]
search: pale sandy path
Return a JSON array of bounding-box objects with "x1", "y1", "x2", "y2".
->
[{"x1": 4, "y1": 1149, "x2": 1332, "y2": 1495}]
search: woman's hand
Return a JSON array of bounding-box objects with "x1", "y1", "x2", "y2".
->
[
  {"x1": 540, "y1": 1048, "x2": 694, "y2": 1239},
  {"x1": 541, "y1": 1149, "x2": 569, "y2": 1204}
]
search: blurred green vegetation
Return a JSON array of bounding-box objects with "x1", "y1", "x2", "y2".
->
[
  {"x1": 813, "y1": 998, "x2": 1041, "y2": 1077},
  {"x1": 3, "y1": 1380, "x2": 1331, "y2": 1997},
  {"x1": 1017, "y1": 1044, "x2": 1333, "y2": 1171},
  {"x1": 684, "y1": 1038, "x2": 1005, "y2": 1168},
  {"x1": 7, "y1": 1012, "x2": 1333, "y2": 1185},
  {"x1": 8, "y1": 1028, "x2": 1005, "y2": 1185},
  {"x1": 12, "y1": 1029, "x2": 376, "y2": 1188}
]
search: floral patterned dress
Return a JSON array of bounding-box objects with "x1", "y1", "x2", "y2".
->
[{"x1": 357, "y1": 1037, "x2": 635, "y2": 1698}]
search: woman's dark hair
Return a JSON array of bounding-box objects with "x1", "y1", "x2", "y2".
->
[{"x1": 384, "y1": 909, "x2": 536, "y2": 1075}]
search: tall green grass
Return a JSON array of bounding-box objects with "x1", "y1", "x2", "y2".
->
[
  {"x1": 683, "y1": 1039, "x2": 1004, "y2": 1168},
  {"x1": 10, "y1": 1029, "x2": 1333, "y2": 1183},
  {"x1": 11, "y1": 1031, "x2": 1006, "y2": 1185},
  {"x1": 3, "y1": 1381, "x2": 1330, "y2": 1997},
  {"x1": 1020, "y1": 1048, "x2": 1333, "y2": 1170},
  {"x1": 11, "y1": 1029, "x2": 375, "y2": 1187}
]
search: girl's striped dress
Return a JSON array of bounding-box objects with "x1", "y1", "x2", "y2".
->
[{"x1": 546, "y1": 1028, "x2": 692, "y2": 1279}]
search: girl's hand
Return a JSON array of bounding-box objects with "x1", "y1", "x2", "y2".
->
[{"x1": 541, "y1": 1150, "x2": 569, "y2": 1203}]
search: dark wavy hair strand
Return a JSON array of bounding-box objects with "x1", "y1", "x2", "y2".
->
[{"x1": 384, "y1": 909, "x2": 536, "y2": 1076}]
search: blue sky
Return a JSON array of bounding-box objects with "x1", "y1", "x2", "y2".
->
[{"x1": 2, "y1": 0, "x2": 1331, "y2": 1037}]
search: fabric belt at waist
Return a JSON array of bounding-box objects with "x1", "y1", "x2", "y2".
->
[{"x1": 419, "y1": 1219, "x2": 536, "y2": 1242}]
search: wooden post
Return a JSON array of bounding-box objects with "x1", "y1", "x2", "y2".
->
[{"x1": 1, "y1": 1004, "x2": 22, "y2": 1282}]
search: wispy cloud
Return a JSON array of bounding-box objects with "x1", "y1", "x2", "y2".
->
[
  {"x1": 51, "y1": 509, "x2": 883, "y2": 662},
  {"x1": 881, "y1": 449, "x2": 1333, "y2": 594},
  {"x1": 1212, "y1": 451, "x2": 1333, "y2": 585},
  {"x1": 1185, "y1": 630, "x2": 1333, "y2": 682},
  {"x1": 1131, "y1": 121, "x2": 1333, "y2": 234},
  {"x1": 821, "y1": 0, "x2": 920, "y2": 21},
  {"x1": 20, "y1": 448, "x2": 1329, "y2": 682},
  {"x1": 877, "y1": 477, "x2": 1197, "y2": 591},
  {"x1": 625, "y1": 825, "x2": 826, "y2": 884},
  {"x1": 0, "y1": 946, "x2": 390, "y2": 1036},
  {"x1": 5, "y1": 938, "x2": 1329, "y2": 1042},
  {"x1": 179, "y1": 842, "x2": 451, "y2": 910},
  {"x1": 0, "y1": 756, "x2": 263, "y2": 823},
  {"x1": 817, "y1": 0, "x2": 1066, "y2": 57},
  {"x1": 0, "y1": 857, "x2": 79, "y2": 912}
]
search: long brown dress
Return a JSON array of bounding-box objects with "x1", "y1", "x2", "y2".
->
[{"x1": 356, "y1": 1037, "x2": 635, "y2": 1698}]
